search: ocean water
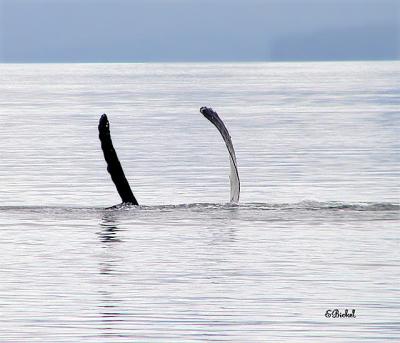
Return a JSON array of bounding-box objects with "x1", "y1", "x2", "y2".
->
[{"x1": 0, "y1": 61, "x2": 399, "y2": 342}]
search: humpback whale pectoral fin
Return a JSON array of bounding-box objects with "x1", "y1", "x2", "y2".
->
[
  {"x1": 200, "y1": 107, "x2": 240, "y2": 203},
  {"x1": 98, "y1": 114, "x2": 139, "y2": 205}
]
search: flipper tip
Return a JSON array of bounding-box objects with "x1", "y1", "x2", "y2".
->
[
  {"x1": 200, "y1": 106, "x2": 217, "y2": 120},
  {"x1": 200, "y1": 106, "x2": 212, "y2": 114},
  {"x1": 98, "y1": 113, "x2": 109, "y2": 131}
]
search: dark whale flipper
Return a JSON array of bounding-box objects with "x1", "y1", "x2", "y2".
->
[
  {"x1": 200, "y1": 107, "x2": 240, "y2": 203},
  {"x1": 98, "y1": 114, "x2": 139, "y2": 205}
]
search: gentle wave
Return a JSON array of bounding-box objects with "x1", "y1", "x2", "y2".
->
[
  {"x1": 0, "y1": 201, "x2": 398, "y2": 213},
  {"x1": 111, "y1": 201, "x2": 400, "y2": 213}
]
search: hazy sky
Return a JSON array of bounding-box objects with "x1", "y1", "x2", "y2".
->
[{"x1": 0, "y1": 0, "x2": 399, "y2": 62}]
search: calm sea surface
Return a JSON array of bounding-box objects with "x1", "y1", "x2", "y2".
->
[{"x1": 0, "y1": 62, "x2": 399, "y2": 342}]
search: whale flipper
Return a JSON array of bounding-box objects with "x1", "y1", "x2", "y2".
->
[
  {"x1": 98, "y1": 114, "x2": 139, "y2": 205},
  {"x1": 200, "y1": 107, "x2": 240, "y2": 203}
]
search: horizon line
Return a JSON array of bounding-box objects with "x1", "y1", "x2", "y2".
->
[{"x1": 0, "y1": 58, "x2": 399, "y2": 65}]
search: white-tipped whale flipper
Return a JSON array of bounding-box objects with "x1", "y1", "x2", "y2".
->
[
  {"x1": 200, "y1": 107, "x2": 240, "y2": 203},
  {"x1": 98, "y1": 114, "x2": 139, "y2": 205}
]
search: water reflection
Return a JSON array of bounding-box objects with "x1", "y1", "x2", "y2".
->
[
  {"x1": 98, "y1": 213, "x2": 123, "y2": 244},
  {"x1": 97, "y1": 290, "x2": 127, "y2": 340},
  {"x1": 208, "y1": 226, "x2": 237, "y2": 245},
  {"x1": 97, "y1": 213, "x2": 127, "y2": 339}
]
